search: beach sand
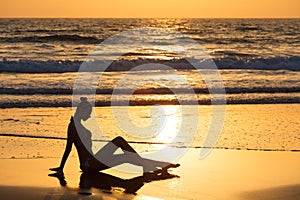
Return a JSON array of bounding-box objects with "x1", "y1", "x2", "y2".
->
[
  {"x1": 0, "y1": 104, "x2": 299, "y2": 199},
  {"x1": 0, "y1": 149, "x2": 299, "y2": 200}
]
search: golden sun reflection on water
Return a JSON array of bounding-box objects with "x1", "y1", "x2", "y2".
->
[{"x1": 150, "y1": 105, "x2": 182, "y2": 150}]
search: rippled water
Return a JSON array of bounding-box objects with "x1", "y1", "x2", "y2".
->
[
  {"x1": 0, "y1": 18, "x2": 299, "y2": 107},
  {"x1": 1, "y1": 18, "x2": 299, "y2": 61}
]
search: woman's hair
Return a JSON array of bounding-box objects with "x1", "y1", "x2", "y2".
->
[{"x1": 74, "y1": 97, "x2": 92, "y2": 118}]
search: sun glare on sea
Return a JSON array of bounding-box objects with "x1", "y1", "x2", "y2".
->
[{"x1": 151, "y1": 105, "x2": 182, "y2": 148}]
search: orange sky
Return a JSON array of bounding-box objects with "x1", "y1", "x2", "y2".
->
[{"x1": 1, "y1": 0, "x2": 299, "y2": 18}]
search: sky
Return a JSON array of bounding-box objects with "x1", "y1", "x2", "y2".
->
[{"x1": 1, "y1": 0, "x2": 299, "y2": 18}]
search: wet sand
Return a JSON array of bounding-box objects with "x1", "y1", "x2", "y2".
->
[
  {"x1": 0, "y1": 149, "x2": 299, "y2": 200},
  {"x1": 0, "y1": 104, "x2": 299, "y2": 160},
  {"x1": 0, "y1": 104, "x2": 299, "y2": 199}
]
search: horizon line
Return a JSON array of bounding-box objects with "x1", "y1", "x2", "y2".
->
[{"x1": 0, "y1": 16, "x2": 299, "y2": 19}]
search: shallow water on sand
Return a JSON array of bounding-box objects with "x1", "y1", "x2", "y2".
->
[{"x1": 0, "y1": 104, "x2": 299, "y2": 159}]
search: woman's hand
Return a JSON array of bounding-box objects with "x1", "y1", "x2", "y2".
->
[{"x1": 49, "y1": 167, "x2": 63, "y2": 173}]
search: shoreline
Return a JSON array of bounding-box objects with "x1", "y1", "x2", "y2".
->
[
  {"x1": 1, "y1": 132, "x2": 300, "y2": 152},
  {"x1": 0, "y1": 104, "x2": 299, "y2": 160},
  {"x1": 1, "y1": 102, "x2": 300, "y2": 109}
]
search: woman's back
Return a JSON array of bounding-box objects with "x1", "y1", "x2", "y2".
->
[{"x1": 68, "y1": 117, "x2": 94, "y2": 170}]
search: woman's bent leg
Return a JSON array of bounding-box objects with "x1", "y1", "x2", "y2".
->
[
  {"x1": 94, "y1": 136, "x2": 177, "y2": 172},
  {"x1": 95, "y1": 136, "x2": 141, "y2": 159}
]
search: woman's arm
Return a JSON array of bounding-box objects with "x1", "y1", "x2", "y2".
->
[
  {"x1": 58, "y1": 136, "x2": 73, "y2": 170},
  {"x1": 50, "y1": 139, "x2": 72, "y2": 173},
  {"x1": 50, "y1": 121, "x2": 74, "y2": 173}
]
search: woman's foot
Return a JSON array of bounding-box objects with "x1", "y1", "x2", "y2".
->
[
  {"x1": 162, "y1": 163, "x2": 180, "y2": 170},
  {"x1": 49, "y1": 167, "x2": 63, "y2": 174},
  {"x1": 161, "y1": 163, "x2": 180, "y2": 173},
  {"x1": 143, "y1": 163, "x2": 180, "y2": 175}
]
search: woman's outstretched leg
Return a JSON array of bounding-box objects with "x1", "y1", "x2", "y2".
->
[{"x1": 94, "y1": 136, "x2": 179, "y2": 173}]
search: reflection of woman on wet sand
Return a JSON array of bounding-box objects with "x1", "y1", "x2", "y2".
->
[
  {"x1": 50, "y1": 97, "x2": 180, "y2": 175},
  {"x1": 49, "y1": 170, "x2": 178, "y2": 195}
]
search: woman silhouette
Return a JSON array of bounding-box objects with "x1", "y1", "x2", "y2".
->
[{"x1": 50, "y1": 97, "x2": 179, "y2": 174}]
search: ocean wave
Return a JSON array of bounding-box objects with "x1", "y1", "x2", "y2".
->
[
  {"x1": 198, "y1": 38, "x2": 256, "y2": 44},
  {"x1": 0, "y1": 59, "x2": 81, "y2": 73},
  {"x1": 235, "y1": 26, "x2": 265, "y2": 32},
  {"x1": 1, "y1": 87, "x2": 299, "y2": 95},
  {"x1": 0, "y1": 56, "x2": 299, "y2": 73},
  {"x1": 0, "y1": 34, "x2": 102, "y2": 44},
  {"x1": 0, "y1": 97, "x2": 299, "y2": 108}
]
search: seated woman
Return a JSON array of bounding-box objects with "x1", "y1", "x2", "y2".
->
[{"x1": 50, "y1": 97, "x2": 180, "y2": 174}]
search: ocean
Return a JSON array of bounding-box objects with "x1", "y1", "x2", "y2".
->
[
  {"x1": 0, "y1": 19, "x2": 299, "y2": 158},
  {"x1": 0, "y1": 18, "x2": 299, "y2": 107}
]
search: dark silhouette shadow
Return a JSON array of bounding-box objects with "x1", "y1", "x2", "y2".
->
[
  {"x1": 49, "y1": 97, "x2": 181, "y2": 197},
  {"x1": 49, "y1": 171, "x2": 179, "y2": 195},
  {"x1": 50, "y1": 97, "x2": 181, "y2": 175}
]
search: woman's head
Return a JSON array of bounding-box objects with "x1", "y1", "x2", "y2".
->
[{"x1": 74, "y1": 97, "x2": 92, "y2": 121}]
